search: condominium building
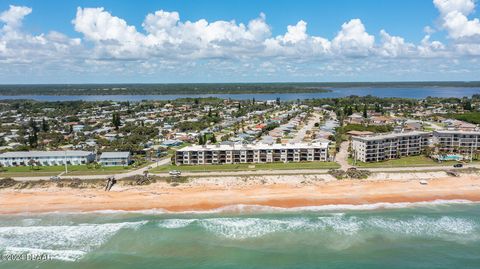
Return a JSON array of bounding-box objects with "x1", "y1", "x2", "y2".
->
[
  {"x1": 433, "y1": 130, "x2": 480, "y2": 154},
  {"x1": 175, "y1": 142, "x2": 329, "y2": 165},
  {"x1": 99, "y1": 152, "x2": 132, "y2": 166},
  {"x1": 351, "y1": 131, "x2": 430, "y2": 162},
  {"x1": 0, "y1": 151, "x2": 95, "y2": 167}
]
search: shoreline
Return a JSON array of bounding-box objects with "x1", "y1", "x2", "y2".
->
[{"x1": 1, "y1": 172, "x2": 480, "y2": 215}]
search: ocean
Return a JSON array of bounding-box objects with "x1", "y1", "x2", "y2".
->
[{"x1": 0, "y1": 201, "x2": 479, "y2": 269}]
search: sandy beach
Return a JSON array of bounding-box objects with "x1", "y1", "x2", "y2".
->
[{"x1": 1, "y1": 172, "x2": 480, "y2": 214}]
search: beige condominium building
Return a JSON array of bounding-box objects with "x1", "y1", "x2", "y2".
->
[
  {"x1": 175, "y1": 142, "x2": 330, "y2": 165},
  {"x1": 433, "y1": 130, "x2": 480, "y2": 155},
  {"x1": 351, "y1": 131, "x2": 431, "y2": 163}
]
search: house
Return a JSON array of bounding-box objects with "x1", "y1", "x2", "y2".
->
[
  {"x1": 72, "y1": 124, "x2": 85, "y2": 132},
  {"x1": 370, "y1": 116, "x2": 394, "y2": 125},
  {"x1": 99, "y1": 152, "x2": 131, "y2": 166},
  {"x1": 162, "y1": 139, "x2": 182, "y2": 147},
  {"x1": 403, "y1": 120, "x2": 423, "y2": 131},
  {"x1": 347, "y1": 113, "x2": 365, "y2": 124}
]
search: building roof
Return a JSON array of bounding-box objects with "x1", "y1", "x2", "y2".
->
[
  {"x1": 433, "y1": 130, "x2": 480, "y2": 135},
  {"x1": 347, "y1": 131, "x2": 374, "y2": 136},
  {"x1": 0, "y1": 151, "x2": 93, "y2": 158},
  {"x1": 352, "y1": 131, "x2": 431, "y2": 141},
  {"x1": 100, "y1": 152, "x2": 131, "y2": 159},
  {"x1": 177, "y1": 142, "x2": 329, "y2": 152}
]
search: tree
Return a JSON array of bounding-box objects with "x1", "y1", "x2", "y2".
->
[
  {"x1": 363, "y1": 104, "x2": 368, "y2": 118},
  {"x1": 463, "y1": 100, "x2": 472, "y2": 111},
  {"x1": 27, "y1": 119, "x2": 39, "y2": 148},
  {"x1": 198, "y1": 135, "x2": 204, "y2": 145},
  {"x1": 112, "y1": 113, "x2": 121, "y2": 130},
  {"x1": 41, "y1": 118, "x2": 49, "y2": 132},
  {"x1": 27, "y1": 159, "x2": 38, "y2": 170},
  {"x1": 343, "y1": 106, "x2": 353, "y2": 116},
  {"x1": 210, "y1": 134, "x2": 217, "y2": 144}
]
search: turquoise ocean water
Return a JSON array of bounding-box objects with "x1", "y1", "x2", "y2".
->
[{"x1": 0, "y1": 201, "x2": 479, "y2": 269}]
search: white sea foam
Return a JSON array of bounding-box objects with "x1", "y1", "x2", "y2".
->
[
  {"x1": 154, "y1": 214, "x2": 479, "y2": 241},
  {"x1": 198, "y1": 217, "x2": 309, "y2": 239},
  {"x1": 6, "y1": 199, "x2": 477, "y2": 216},
  {"x1": 4, "y1": 247, "x2": 86, "y2": 262},
  {"x1": 366, "y1": 216, "x2": 477, "y2": 237},
  {"x1": 20, "y1": 218, "x2": 42, "y2": 226},
  {"x1": 166, "y1": 199, "x2": 478, "y2": 214},
  {"x1": 158, "y1": 219, "x2": 198, "y2": 229},
  {"x1": 0, "y1": 221, "x2": 147, "y2": 261}
]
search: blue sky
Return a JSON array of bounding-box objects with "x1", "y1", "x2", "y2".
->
[
  {"x1": 1, "y1": 0, "x2": 441, "y2": 40},
  {"x1": 1, "y1": 0, "x2": 480, "y2": 83}
]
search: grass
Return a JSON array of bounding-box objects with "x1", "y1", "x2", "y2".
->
[
  {"x1": 0, "y1": 163, "x2": 146, "y2": 177},
  {"x1": 452, "y1": 112, "x2": 480, "y2": 124},
  {"x1": 151, "y1": 161, "x2": 340, "y2": 173},
  {"x1": 348, "y1": 155, "x2": 460, "y2": 168}
]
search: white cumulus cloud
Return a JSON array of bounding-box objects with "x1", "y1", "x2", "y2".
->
[
  {"x1": 332, "y1": 19, "x2": 375, "y2": 57},
  {"x1": 1, "y1": 1, "x2": 480, "y2": 82}
]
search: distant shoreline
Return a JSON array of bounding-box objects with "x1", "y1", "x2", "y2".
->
[{"x1": 0, "y1": 82, "x2": 479, "y2": 96}]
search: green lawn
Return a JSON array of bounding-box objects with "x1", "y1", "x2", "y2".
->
[
  {"x1": 151, "y1": 161, "x2": 340, "y2": 173},
  {"x1": 0, "y1": 164, "x2": 137, "y2": 177},
  {"x1": 348, "y1": 155, "x2": 459, "y2": 168}
]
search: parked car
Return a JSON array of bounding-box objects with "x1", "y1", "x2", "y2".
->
[
  {"x1": 453, "y1": 163, "x2": 463, "y2": 168},
  {"x1": 50, "y1": 176, "x2": 60, "y2": 181},
  {"x1": 169, "y1": 170, "x2": 181, "y2": 176}
]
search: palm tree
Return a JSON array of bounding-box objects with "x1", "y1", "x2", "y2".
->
[{"x1": 27, "y1": 159, "x2": 37, "y2": 170}]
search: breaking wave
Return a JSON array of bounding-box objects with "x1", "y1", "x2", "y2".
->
[
  {"x1": 156, "y1": 215, "x2": 479, "y2": 240},
  {"x1": 0, "y1": 221, "x2": 146, "y2": 262}
]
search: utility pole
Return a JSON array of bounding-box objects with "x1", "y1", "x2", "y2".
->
[{"x1": 64, "y1": 150, "x2": 68, "y2": 174}]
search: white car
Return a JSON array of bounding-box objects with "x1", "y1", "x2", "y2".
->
[{"x1": 169, "y1": 170, "x2": 181, "y2": 176}]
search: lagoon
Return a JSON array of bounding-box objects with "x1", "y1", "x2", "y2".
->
[{"x1": 0, "y1": 87, "x2": 478, "y2": 102}]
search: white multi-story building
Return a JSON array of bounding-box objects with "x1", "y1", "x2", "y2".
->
[
  {"x1": 351, "y1": 131, "x2": 430, "y2": 163},
  {"x1": 433, "y1": 130, "x2": 480, "y2": 154},
  {"x1": 175, "y1": 142, "x2": 330, "y2": 165},
  {"x1": 0, "y1": 151, "x2": 95, "y2": 167}
]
